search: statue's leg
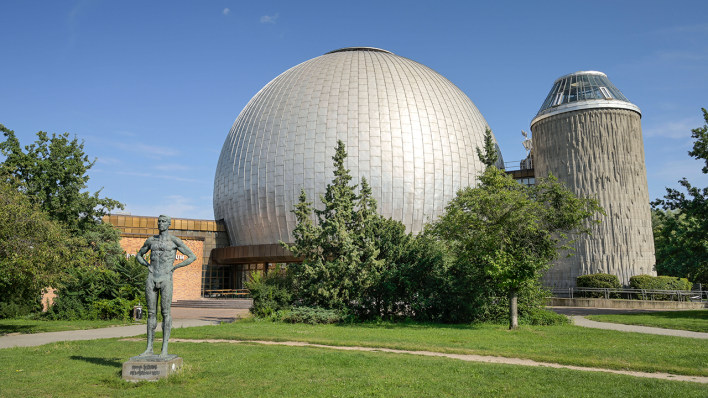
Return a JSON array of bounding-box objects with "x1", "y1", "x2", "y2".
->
[
  {"x1": 159, "y1": 281, "x2": 174, "y2": 357},
  {"x1": 140, "y1": 280, "x2": 157, "y2": 356}
]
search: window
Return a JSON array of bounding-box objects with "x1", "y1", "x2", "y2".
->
[
  {"x1": 599, "y1": 86, "x2": 613, "y2": 99},
  {"x1": 553, "y1": 93, "x2": 564, "y2": 106}
]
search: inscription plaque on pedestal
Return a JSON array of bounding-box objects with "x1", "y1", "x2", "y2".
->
[{"x1": 122, "y1": 355, "x2": 182, "y2": 382}]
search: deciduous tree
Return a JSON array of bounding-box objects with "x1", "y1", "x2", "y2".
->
[
  {"x1": 652, "y1": 108, "x2": 708, "y2": 283},
  {"x1": 0, "y1": 124, "x2": 124, "y2": 267},
  {"x1": 431, "y1": 167, "x2": 602, "y2": 329},
  {"x1": 0, "y1": 181, "x2": 83, "y2": 317}
]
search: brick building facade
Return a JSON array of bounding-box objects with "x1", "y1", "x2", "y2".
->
[
  {"x1": 104, "y1": 214, "x2": 228, "y2": 301},
  {"x1": 119, "y1": 237, "x2": 203, "y2": 301}
]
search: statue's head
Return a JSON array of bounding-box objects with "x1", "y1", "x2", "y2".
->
[{"x1": 157, "y1": 215, "x2": 172, "y2": 232}]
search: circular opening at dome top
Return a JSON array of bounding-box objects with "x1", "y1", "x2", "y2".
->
[{"x1": 325, "y1": 47, "x2": 393, "y2": 55}]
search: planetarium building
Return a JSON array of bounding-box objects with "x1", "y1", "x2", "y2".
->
[
  {"x1": 210, "y1": 47, "x2": 502, "y2": 274},
  {"x1": 107, "y1": 49, "x2": 655, "y2": 297}
]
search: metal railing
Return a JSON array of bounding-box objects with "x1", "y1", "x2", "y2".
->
[
  {"x1": 504, "y1": 159, "x2": 534, "y2": 171},
  {"x1": 202, "y1": 289, "x2": 251, "y2": 299},
  {"x1": 550, "y1": 287, "x2": 708, "y2": 302}
]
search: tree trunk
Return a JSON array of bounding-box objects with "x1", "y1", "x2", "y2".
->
[{"x1": 509, "y1": 287, "x2": 518, "y2": 330}]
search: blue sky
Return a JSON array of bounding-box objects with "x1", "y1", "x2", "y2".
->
[{"x1": 1, "y1": 1, "x2": 707, "y2": 219}]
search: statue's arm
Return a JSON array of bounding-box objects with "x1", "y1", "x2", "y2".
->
[
  {"x1": 136, "y1": 240, "x2": 151, "y2": 268},
  {"x1": 173, "y1": 237, "x2": 197, "y2": 270}
]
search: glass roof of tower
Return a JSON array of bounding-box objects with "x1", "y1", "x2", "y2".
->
[
  {"x1": 532, "y1": 71, "x2": 640, "y2": 126},
  {"x1": 537, "y1": 71, "x2": 630, "y2": 114}
]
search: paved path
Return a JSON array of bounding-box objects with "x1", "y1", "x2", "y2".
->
[
  {"x1": 572, "y1": 315, "x2": 708, "y2": 339},
  {"x1": 548, "y1": 306, "x2": 708, "y2": 338},
  {"x1": 0, "y1": 319, "x2": 217, "y2": 349},
  {"x1": 171, "y1": 307, "x2": 249, "y2": 322},
  {"x1": 128, "y1": 338, "x2": 706, "y2": 384},
  {"x1": 549, "y1": 306, "x2": 692, "y2": 316}
]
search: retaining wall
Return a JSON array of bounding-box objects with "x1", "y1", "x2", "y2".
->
[{"x1": 547, "y1": 297, "x2": 706, "y2": 309}]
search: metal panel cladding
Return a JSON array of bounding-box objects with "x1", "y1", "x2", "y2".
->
[{"x1": 213, "y1": 48, "x2": 498, "y2": 246}]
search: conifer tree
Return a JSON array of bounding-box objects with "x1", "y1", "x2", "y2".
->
[
  {"x1": 283, "y1": 140, "x2": 382, "y2": 310},
  {"x1": 476, "y1": 127, "x2": 499, "y2": 168}
]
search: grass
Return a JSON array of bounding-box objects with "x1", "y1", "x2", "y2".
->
[
  {"x1": 586, "y1": 310, "x2": 708, "y2": 333},
  {"x1": 0, "y1": 318, "x2": 141, "y2": 335},
  {"x1": 1, "y1": 338, "x2": 707, "y2": 397},
  {"x1": 165, "y1": 319, "x2": 708, "y2": 377}
]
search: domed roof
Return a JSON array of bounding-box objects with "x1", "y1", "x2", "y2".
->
[
  {"x1": 214, "y1": 47, "x2": 501, "y2": 246},
  {"x1": 531, "y1": 71, "x2": 640, "y2": 127}
]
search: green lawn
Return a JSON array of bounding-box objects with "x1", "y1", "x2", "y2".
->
[
  {"x1": 0, "y1": 319, "x2": 141, "y2": 335},
  {"x1": 1, "y1": 338, "x2": 707, "y2": 397},
  {"x1": 165, "y1": 319, "x2": 708, "y2": 377},
  {"x1": 586, "y1": 310, "x2": 708, "y2": 333}
]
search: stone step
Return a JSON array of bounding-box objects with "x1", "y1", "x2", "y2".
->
[{"x1": 171, "y1": 299, "x2": 253, "y2": 309}]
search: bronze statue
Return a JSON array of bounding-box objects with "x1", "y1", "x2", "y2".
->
[{"x1": 136, "y1": 215, "x2": 196, "y2": 357}]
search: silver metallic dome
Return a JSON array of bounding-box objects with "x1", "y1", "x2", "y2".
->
[{"x1": 214, "y1": 47, "x2": 501, "y2": 246}]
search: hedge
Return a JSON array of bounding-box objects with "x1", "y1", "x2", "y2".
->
[
  {"x1": 576, "y1": 273, "x2": 621, "y2": 289},
  {"x1": 629, "y1": 275, "x2": 693, "y2": 291}
]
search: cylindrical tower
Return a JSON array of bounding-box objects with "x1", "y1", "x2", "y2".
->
[{"x1": 530, "y1": 71, "x2": 655, "y2": 287}]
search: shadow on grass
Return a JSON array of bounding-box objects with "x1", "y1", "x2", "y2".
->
[
  {"x1": 0, "y1": 324, "x2": 39, "y2": 335},
  {"x1": 70, "y1": 356, "x2": 123, "y2": 368},
  {"x1": 331, "y1": 320, "x2": 495, "y2": 331}
]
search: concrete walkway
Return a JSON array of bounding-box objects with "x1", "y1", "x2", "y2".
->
[
  {"x1": 548, "y1": 306, "x2": 708, "y2": 338},
  {"x1": 549, "y1": 306, "x2": 692, "y2": 316},
  {"x1": 572, "y1": 316, "x2": 708, "y2": 339},
  {"x1": 171, "y1": 307, "x2": 249, "y2": 322},
  {"x1": 0, "y1": 319, "x2": 217, "y2": 349},
  {"x1": 140, "y1": 338, "x2": 707, "y2": 384}
]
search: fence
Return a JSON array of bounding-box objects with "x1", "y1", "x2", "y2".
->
[
  {"x1": 202, "y1": 289, "x2": 251, "y2": 299},
  {"x1": 550, "y1": 287, "x2": 708, "y2": 302}
]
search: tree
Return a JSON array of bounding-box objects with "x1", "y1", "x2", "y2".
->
[
  {"x1": 282, "y1": 140, "x2": 383, "y2": 311},
  {"x1": 476, "y1": 127, "x2": 499, "y2": 168},
  {"x1": 0, "y1": 180, "x2": 83, "y2": 317},
  {"x1": 0, "y1": 124, "x2": 124, "y2": 267},
  {"x1": 652, "y1": 108, "x2": 708, "y2": 283},
  {"x1": 430, "y1": 167, "x2": 602, "y2": 329}
]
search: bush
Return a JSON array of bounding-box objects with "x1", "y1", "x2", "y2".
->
[
  {"x1": 576, "y1": 273, "x2": 621, "y2": 289},
  {"x1": 521, "y1": 308, "x2": 572, "y2": 326},
  {"x1": 630, "y1": 275, "x2": 693, "y2": 291},
  {"x1": 246, "y1": 268, "x2": 292, "y2": 318},
  {"x1": 44, "y1": 259, "x2": 147, "y2": 321},
  {"x1": 0, "y1": 294, "x2": 42, "y2": 319},
  {"x1": 93, "y1": 297, "x2": 140, "y2": 321},
  {"x1": 46, "y1": 295, "x2": 92, "y2": 320},
  {"x1": 282, "y1": 307, "x2": 345, "y2": 324}
]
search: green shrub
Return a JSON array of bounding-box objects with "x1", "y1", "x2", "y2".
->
[
  {"x1": 282, "y1": 307, "x2": 345, "y2": 324},
  {"x1": 0, "y1": 294, "x2": 42, "y2": 319},
  {"x1": 630, "y1": 275, "x2": 693, "y2": 291},
  {"x1": 246, "y1": 268, "x2": 292, "y2": 318},
  {"x1": 44, "y1": 258, "x2": 147, "y2": 321},
  {"x1": 521, "y1": 308, "x2": 572, "y2": 326},
  {"x1": 93, "y1": 297, "x2": 140, "y2": 321},
  {"x1": 46, "y1": 295, "x2": 92, "y2": 320},
  {"x1": 576, "y1": 273, "x2": 621, "y2": 289}
]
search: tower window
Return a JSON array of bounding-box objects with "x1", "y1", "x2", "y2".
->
[
  {"x1": 599, "y1": 87, "x2": 613, "y2": 99},
  {"x1": 553, "y1": 93, "x2": 564, "y2": 106}
]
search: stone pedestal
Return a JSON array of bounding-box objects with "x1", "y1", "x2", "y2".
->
[{"x1": 122, "y1": 355, "x2": 182, "y2": 382}]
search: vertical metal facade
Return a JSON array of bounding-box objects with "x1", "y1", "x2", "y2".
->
[{"x1": 213, "y1": 48, "x2": 501, "y2": 246}]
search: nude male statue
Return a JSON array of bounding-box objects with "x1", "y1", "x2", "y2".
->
[{"x1": 136, "y1": 214, "x2": 197, "y2": 357}]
